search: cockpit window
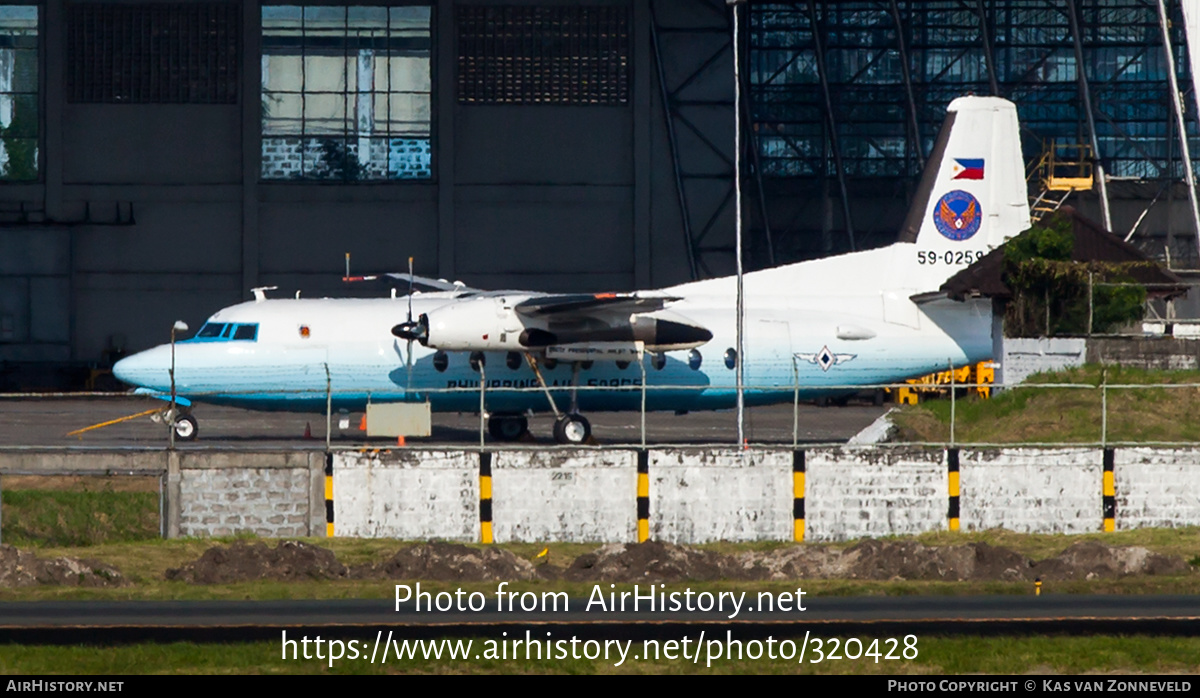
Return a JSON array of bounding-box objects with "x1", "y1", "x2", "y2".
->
[{"x1": 188, "y1": 322, "x2": 258, "y2": 343}]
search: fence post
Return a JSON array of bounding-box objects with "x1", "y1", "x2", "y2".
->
[
  {"x1": 949, "y1": 360, "x2": 956, "y2": 447},
  {"x1": 1087, "y1": 271, "x2": 1094, "y2": 336},
  {"x1": 1100, "y1": 368, "x2": 1108, "y2": 447},
  {"x1": 479, "y1": 362, "x2": 487, "y2": 449},
  {"x1": 639, "y1": 350, "x2": 647, "y2": 448},
  {"x1": 792, "y1": 356, "x2": 799, "y2": 449},
  {"x1": 324, "y1": 363, "x2": 332, "y2": 452}
]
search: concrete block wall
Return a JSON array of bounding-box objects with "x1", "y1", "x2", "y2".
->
[
  {"x1": 175, "y1": 451, "x2": 324, "y2": 538},
  {"x1": 1114, "y1": 447, "x2": 1200, "y2": 529},
  {"x1": 805, "y1": 448, "x2": 947, "y2": 542},
  {"x1": 179, "y1": 466, "x2": 311, "y2": 537},
  {"x1": 959, "y1": 448, "x2": 1102, "y2": 534},
  {"x1": 999, "y1": 337, "x2": 1087, "y2": 386},
  {"x1": 491, "y1": 450, "x2": 636, "y2": 543},
  {"x1": 649, "y1": 449, "x2": 792, "y2": 543},
  {"x1": 5, "y1": 445, "x2": 1200, "y2": 542},
  {"x1": 332, "y1": 450, "x2": 477, "y2": 540}
]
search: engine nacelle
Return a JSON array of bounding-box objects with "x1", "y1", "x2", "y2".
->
[
  {"x1": 420, "y1": 296, "x2": 524, "y2": 351},
  {"x1": 406, "y1": 296, "x2": 713, "y2": 354}
]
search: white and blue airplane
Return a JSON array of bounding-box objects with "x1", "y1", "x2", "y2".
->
[{"x1": 113, "y1": 96, "x2": 1031, "y2": 444}]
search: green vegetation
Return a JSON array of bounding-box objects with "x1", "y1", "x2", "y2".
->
[
  {"x1": 0, "y1": 636, "x2": 1197, "y2": 674},
  {"x1": 1, "y1": 488, "x2": 160, "y2": 548},
  {"x1": 1003, "y1": 214, "x2": 1148, "y2": 337},
  {"x1": 893, "y1": 365, "x2": 1200, "y2": 444}
]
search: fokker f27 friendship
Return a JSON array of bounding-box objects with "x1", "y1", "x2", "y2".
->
[{"x1": 113, "y1": 96, "x2": 1032, "y2": 444}]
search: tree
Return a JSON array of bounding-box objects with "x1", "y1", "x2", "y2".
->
[{"x1": 1002, "y1": 214, "x2": 1147, "y2": 337}]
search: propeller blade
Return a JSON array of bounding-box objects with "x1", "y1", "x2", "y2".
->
[{"x1": 407, "y1": 256, "x2": 414, "y2": 323}]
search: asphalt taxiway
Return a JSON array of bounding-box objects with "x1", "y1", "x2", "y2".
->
[{"x1": 0, "y1": 396, "x2": 890, "y2": 449}]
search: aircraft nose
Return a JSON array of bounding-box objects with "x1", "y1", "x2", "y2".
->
[{"x1": 112, "y1": 346, "x2": 171, "y2": 389}]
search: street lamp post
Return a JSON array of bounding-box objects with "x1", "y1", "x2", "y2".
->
[{"x1": 169, "y1": 320, "x2": 188, "y2": 449}]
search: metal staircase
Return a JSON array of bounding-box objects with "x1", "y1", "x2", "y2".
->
[{"x1": 1027, "y1": 140, "x2": 1095, "y2": 223}]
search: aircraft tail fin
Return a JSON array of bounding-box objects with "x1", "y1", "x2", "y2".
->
[{"x1": 896, "y1": 96, "x2": 1031, "y2": 290}]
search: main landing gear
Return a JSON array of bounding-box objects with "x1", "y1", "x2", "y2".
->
[
  {"x1": 499, "y1": 353, "x2": 594, "y2": 445},
  {"x1": 487, "y1": 413, "x2": 529, "y2": 442}
]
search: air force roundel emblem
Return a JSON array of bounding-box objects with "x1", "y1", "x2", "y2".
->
[{"x1": 933, "y1": 189, "x2": 982, "y2": 241}]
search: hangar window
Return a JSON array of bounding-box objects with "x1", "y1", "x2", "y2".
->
[
  {"x1": 0, "y1": 6, "x2": 37, "y2": 182},
  {"x1": 261, "y1": 5, "x2": 432, "y2": 181},
  {"x1": 456, "y1": 5, "x2": 629, "y2": 105},
  {"x1": 66, "y1": 3, "x2": 238, "y2": 104}
]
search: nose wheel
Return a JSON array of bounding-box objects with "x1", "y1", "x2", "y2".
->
[
  {"x1": 173, "y1": 413, "x2": 199, "y2": 441},
  {"x1": 553, "y1": 413, "x2": 591, "y2": 445}
]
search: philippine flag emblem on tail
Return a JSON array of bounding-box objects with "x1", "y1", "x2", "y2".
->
[{"x1": 952, "y1": 158, "x2": 985, "y2": 180}]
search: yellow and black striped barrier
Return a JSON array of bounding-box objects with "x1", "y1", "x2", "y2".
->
[
  {"x1": 793, "y1": 450, "x2": 805, "y2": 541},
  {"x1": 636, "y1": 451, "x2": 649, "y2": 542},
  {"x1": 324, "y1": 452, "x2": 334, "y2": 537},
  {"x1": 947, "y1": 448, "x2": 960, "y2": 532},
  {"x1": 1103, "y1": 448, "x2": 1115, "y2": 532},
  {"x1": 479, "y1": 452, "x2": 494, "y2": 544}
]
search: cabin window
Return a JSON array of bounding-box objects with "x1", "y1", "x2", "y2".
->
[
  {"x1": 197, "y1": 323, "x2": 226, "y2": 338},
  {"x1": 543, "y1": 358, "x2": 557, "y2": 370},
  {"x1": 506, "y1": 351, "x2": 521, "y2": 370},
  {"x1": 469, "y1": 351, "x2": 485, "y2": 372},
  {"x1": 233, "y1": 324, "x2": 259, "y2": 341},
  {"x1": 688, "y1": 349, "x2": 702, "y2": 370},
  {"x1": 615, "y1": 360, "x2": 629, "y2": 370},
  {"x1": 433, "y1": 350, "x2": 448, "y2": 372},
  {"x1": 724, "y1": 348, "x2": 737, "y2": 369},
  {"x1": 651, "y1": 352, "x2": 666, "y2": 370}
]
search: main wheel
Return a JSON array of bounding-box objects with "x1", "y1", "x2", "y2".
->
[
  {"x1": 174, "y1": 414, "x2": 199, "y2": 441},
  {"x1": 488, "y1": 414, "x2": 529, "y2": 442},
  {"x1": 553, "y1": 413, "x2": 591, "y2": 445}
]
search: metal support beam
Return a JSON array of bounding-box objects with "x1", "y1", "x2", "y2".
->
[
  {"x1": 649, "y1": 0, "x2": 700, "y2": 280},
  {"x1": 1157, "y1": 0, "x2": 1200, "y2": 264},
  {"x1": 889, "y1": 0, "x2": 925, "y2": 170},
  {"x1": 975, "y1": 0, "x2": 1000, "y2": 96},
  {"x1": 1065, "y1": 0, "x2": 1112, "y2": 231},
  {"x1": 806, "y1": 0, "x2": 855, "y2": 251}
]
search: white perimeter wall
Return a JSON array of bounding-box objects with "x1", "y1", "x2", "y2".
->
[
  {"x1": 1115, "y1": 447, "x2": 1200, "y2": 529},
  {"x1": 333, "y1": 451, "x2": 478, "y2": 540},
  {"x1": 650, "y1": 449, "x2": 792, "y2": 543},
  {"x1": 805, "y1": 448, "x2": 947, "y2": 542},
  {"x1": 328, "y1": 447, "x2": 1200, "y2": 542},
  {"x1": 960, "y1": 448, "x2": 1103, "y2": 534},
  {"x1": 491, "y1": 450, "x2": 636, "y2": 543}
]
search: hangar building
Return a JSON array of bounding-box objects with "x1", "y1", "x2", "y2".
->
[{"x1": 0, "y1": 0, "x2": 1198, "y2": 385}]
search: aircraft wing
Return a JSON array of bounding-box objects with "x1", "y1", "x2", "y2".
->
[{"x1": 514, "y1": 293, "x2": 681, "y2": 318}]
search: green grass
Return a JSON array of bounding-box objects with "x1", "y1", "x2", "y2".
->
[
  {"x1": 1, "y1": 636, "x2": 1198, "y2": 674},
  {"x1": 1, "y1": 489, "x2": 160, "y2": 548},
  {"x1": 893, "y1": 364, "x2": 1200, "y2": 444}
]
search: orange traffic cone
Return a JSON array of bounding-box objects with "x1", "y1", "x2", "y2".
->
[
  {"x1": 397, "y1": 435, "x2": 406, "y2": 446},
  {"x1": 358, "y1": 415, "x2": 367, "y2": 431}
]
